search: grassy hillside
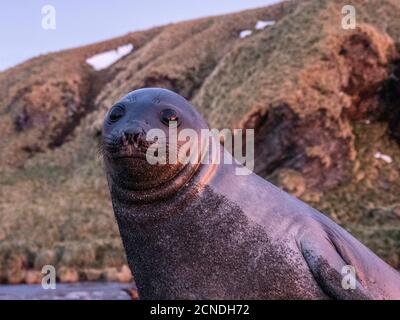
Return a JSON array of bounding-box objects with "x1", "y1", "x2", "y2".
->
[{"x1": 0, "y1": 0, "x2": 399, "y2": 283}]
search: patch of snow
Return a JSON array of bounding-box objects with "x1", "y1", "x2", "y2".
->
[
  {"x1": 239, "y1": 30, "x2": 252, "y2": 38},
  {"x1": 374, "y1": 151, "x2": 393, "y2": 164},
  {"x1": 255, "y1": 20, "x2": 275, "y2": 30},
  {"x1": 86, "y1": 44, "x2": 134, "y2": 71}
]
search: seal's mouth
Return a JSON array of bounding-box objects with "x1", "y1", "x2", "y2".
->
[
  {"x1": 102, "y1": 138, "x2": 150, "y2": 161},
  {"x1": 101, "y1": 129, "x2": 203, "y2": 196},
  {"x1": 102, "y1": 137, "x2": 187, "y2": 190},
  {"x1": 113, "y1": 147, "x2": 148, "y2": 161},
  {"x1": 115, "y1": 155, "x2": 146, "y2": 159},
  {"x1": 110, "y1": 158, "x2": 201, "y2": 203}
]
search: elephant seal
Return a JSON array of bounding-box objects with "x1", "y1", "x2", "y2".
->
[{"x1": 101, "y1": 88, "x2": 400, "y2": 299}]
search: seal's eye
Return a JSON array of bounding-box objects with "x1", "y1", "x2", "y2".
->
[
  {"x1": 109, "y1": 105, "x2": 125, "y2": 122},
  {"x1": 160, "y1": 109, "x2": 180, "y2": 126}
]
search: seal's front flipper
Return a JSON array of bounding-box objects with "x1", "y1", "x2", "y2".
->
[{"x1": 300, "y1": 236, "x2": 373, "y2": 300}]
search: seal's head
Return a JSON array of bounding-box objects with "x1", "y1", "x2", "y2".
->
[{"x1": 101, "y1": 88, "x2": 208, "y2": 202}]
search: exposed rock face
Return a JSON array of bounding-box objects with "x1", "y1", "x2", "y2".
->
[
  {"x1": 194, "y1": 9, "x2": 397, "y2": 194},
  {"x1": 0, "y1": 0, "x2": 400, "y2": 283},
  {"x1": 381, "y1": 62, "x2": 400, "y2": 142}
]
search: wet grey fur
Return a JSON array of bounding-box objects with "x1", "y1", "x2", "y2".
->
[{"x1": 103, "y1": 88, "x2": 400, "y2": 300}]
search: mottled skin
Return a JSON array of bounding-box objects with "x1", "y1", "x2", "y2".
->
[{"x1": 102, "y1": 88, "x2": 400, "y2": 300}]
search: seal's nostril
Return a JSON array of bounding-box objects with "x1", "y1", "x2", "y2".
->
[
  {"x1": 133, "y1": 132, "x2": 141, "y2": 143},
  {"x1": 121, "y1": 131, "x2": 129, "y2": 145},
  {"x1": 121, "y1": 126, "x2": 145, "y2": 145}
]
